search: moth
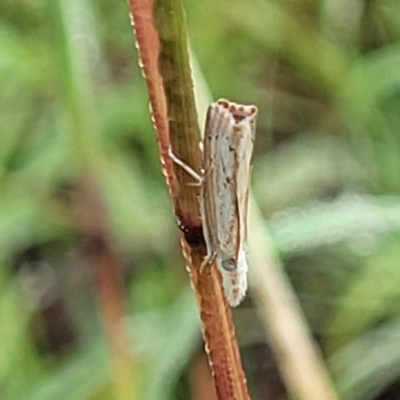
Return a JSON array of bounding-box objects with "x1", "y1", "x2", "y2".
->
[{"x1": 170, "y1": 99, "x2": 257, "y2": 307}]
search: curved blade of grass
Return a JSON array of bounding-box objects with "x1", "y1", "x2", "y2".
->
[
  {"x1": 248, "y1": 199, "x2": 340, "y2": 400},
  {"x1": 269, "y1": 194, "x2": 400, "y2": 255}
]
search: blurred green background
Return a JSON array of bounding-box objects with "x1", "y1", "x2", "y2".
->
[{"x1": 2, "y1": 0, "x2": 400, "y2": 399}]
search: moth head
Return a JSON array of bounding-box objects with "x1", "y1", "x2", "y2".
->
[{"x1": 221, "y1": 258, "x2": 237, "y2": 271}]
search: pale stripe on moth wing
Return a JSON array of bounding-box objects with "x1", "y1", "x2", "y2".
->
[{"x1": 169, "y1": 99, "x2": 257, "y2": 307}]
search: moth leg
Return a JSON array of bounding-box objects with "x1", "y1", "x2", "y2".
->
[
  {"x1": 200, "y1": 250, "x2": 216, "y2": 272},
  {"x1": 168, "y1": 148, "x2": 203, "y2": 185}
]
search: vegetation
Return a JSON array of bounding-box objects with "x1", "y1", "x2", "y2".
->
[{"x1": 2, "y1": 0, "x2": 400, "y2": 399}]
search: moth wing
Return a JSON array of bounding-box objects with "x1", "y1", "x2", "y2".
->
[
  {"x1": 212, "y1": 105, "x2": 240, "y2": 262},
  {"x1": 231, "y1": 111, "x2": 256, "y2": 259},
  {"x1": 202, "y1": 104, "x2": 236, "y2": 257}
]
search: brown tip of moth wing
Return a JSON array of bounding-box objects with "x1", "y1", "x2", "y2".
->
[
  {"x1": 215, "y1": 98, "x2": 230, "y2": 108},
  {"x1": 215, "y1": 99, "x2": 258, "y2": 124}
]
